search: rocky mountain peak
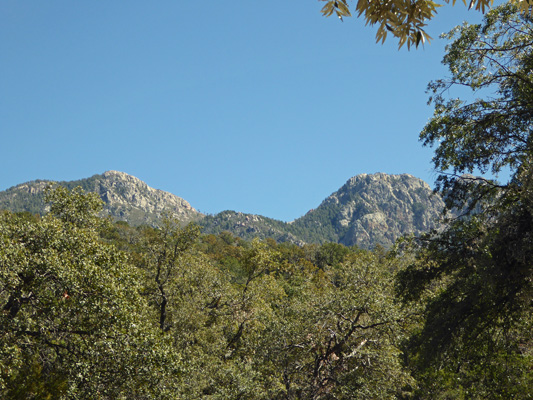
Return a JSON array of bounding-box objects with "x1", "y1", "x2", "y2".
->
[{"x1": 0, "y1": 171, "x2": 202, "y2": 226}]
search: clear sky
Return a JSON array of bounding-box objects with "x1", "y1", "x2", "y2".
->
[{"x1": 0, "y1": 1, "x2": 489, "y2": 221}]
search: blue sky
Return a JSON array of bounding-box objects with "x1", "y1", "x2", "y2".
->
[{"x1": 1, "y1": 1, "x2": 488, "y2": 221}]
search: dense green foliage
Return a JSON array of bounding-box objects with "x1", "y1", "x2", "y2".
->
[{"x1": 0, "y1": 187, "x2": 170, "y2": 399}]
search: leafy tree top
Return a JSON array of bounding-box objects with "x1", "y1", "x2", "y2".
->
[{"x1": 420, "y1": 2, "x2": 533, "y2": 208}]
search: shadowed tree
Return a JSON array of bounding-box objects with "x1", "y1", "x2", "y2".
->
[{"x1": 397, "y1": 4, "x2": 533, "y2": 396}]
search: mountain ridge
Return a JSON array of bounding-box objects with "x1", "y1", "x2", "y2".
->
[{"x1": 0, "y1": 171, "x2": 445, "y2": 248}]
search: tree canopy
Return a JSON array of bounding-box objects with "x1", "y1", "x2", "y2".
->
[{"x1": 1, "y1": 187, "x2": 416, "y2": 399}]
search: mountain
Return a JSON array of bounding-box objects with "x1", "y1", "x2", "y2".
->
[
  {"x1": 0, "y1": 171, "x2": 202, "y2": 226},
  {"x1": 290, "y1": 173, "x2": 444, "y2": 248},
  {"x1": 0, "y1": 171, "x2": 445, "y2": 248}
]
